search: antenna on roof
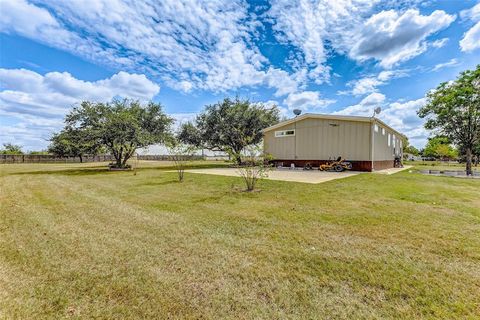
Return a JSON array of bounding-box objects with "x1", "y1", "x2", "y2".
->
[
  {"x1": 372, "y1": 107, "x2": 381, "y2": 118},
  {"x1": 293, "y1": 109, "x2": 302, "y2": 117}
]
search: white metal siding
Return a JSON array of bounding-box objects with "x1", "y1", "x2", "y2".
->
[{"x1": 373, "y1": 122, "x2": 402, "y2": 161}]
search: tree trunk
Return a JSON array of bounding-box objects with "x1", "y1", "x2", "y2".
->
[
  {"x1": 115, "y1": 154, "x2": 122, "y2": 168},
  {"x1": 466, "y1": 147, "x2": 472, "y2": 176},
  {"x1": 79, "y1": 154, "x2": 83, "y2": 163},
  {"x1": 121, "y1": 153, "x2": 132, "y2": 168},
  {"x1": 234, "y1": 153, "x2": 242, "y2": 166}
]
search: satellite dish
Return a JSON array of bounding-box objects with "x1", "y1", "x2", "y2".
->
[
  {"x1": 374, "y1": 107, "x2": 382, "y2": 115},
  {"x1": 293, "y1": 109, "x2": 302, "y2": 116}
]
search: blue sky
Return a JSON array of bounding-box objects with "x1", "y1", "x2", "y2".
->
[{"x1": 1, "y1": 0, "x2": 479, "y2": 150}]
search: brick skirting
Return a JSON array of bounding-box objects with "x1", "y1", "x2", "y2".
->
[{"x1": 271, "y1": 159, "x2": 395, "y2": 172}]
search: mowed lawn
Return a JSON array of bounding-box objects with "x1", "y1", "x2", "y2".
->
[{"x1": 0, "y1": 162, "x2": 479, "y2": 319}]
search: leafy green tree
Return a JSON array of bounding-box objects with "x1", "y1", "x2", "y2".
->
[
  {"x1": 404, "y1": 145, "x2": 420, "y2": 156},
  {"x1": 0, "y1": 143, "x2": 23, "y2": 154},
  {"x1": 458, "y1": 141, "x2": 480, "y2": 166},
  {"x1": 49, "y1": 128, "x2": 101, "y2": 162},
  {"x1": 60, "y1": 99, "x2": 173, "y2": 168},
  {"x1": 418, "y1": 65, "x2": 480, "y2": 175},
  {"x1": 177, "y1": 122, "x2": 203, "y2": 147},
  {"x1": 423, "y1": 136, "x2": 458, "y2": 160},
  {"x1": 435, "y1": 144, "x2": 458, "y2": 160},
  {"x1": 475, "y1": 142, "x2": 480, "y2": 166},
  {"x1": 178, "y1": 98, "x2": 280, "y2": 165},
  {"x1": 402, "y1": 138, "x2": 420, "y2": 156}
]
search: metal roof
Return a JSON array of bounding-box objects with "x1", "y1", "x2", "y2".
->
[{"x1": 262, "y1": 113, "x2": 407, "y2": 139}]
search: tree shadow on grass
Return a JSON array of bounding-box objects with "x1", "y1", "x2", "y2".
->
[
  {"x1": 8, "y1": 168, "x2": 113, "y2": 176},
  {"x1": 140, "y1": 163, "x2": 231, "y2": 171},
  {"x1": 138, "y1": 180, "x2": 180, "y2": 187},
  {"x1": 4, "y1": 162, "x2": 231, "y2": 177}
]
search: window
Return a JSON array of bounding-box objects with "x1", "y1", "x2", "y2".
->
[
  {"x1": 275, "y1": 129, "x2": 295, "y2": 137},
  {"x1": 374, "y1": 124, "x2": 379, "y2": 132},
  {"x1": 393, "y1": 134, "x2": 396, "y2": 148},
  {"x1": 382, "y1": 128, "x2": 385, "y2": 135},
  {"x1": 388, "y1": 133, "x2": 391, "y2": 147}
]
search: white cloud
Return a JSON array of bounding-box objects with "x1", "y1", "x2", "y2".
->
[
  {"x1": 0, "y1": 0, "x2": 76, "y2": 45},
  {"x1": 0, "y1": 68, "x2": 160, "y2": 149},
  {"x1": 0, "y1": 0, "x2": 457, "y2": 99},
  {"x1": 0, "y1": 0, "x2": 115, "y2": 67},
  {"x1": 268, "y1": 2, "x2": 454, "y2": 71},
  {"x1": 348, "y1": 77, "x2": 383, "y2": 96},
  {"x1": 334, "y1": 92, "x2": 386, "y2": 116},
  {"x1": 284, "y1": 91, "x2": 335, "y2": 111},
  {"x1": 169, "y1": 112, "x2": 198, "y2": 129},
  {"x1": 350, "y1": 9, "x2": 455, "y2": 67},
  {"x1": 430, "y1": 37, "x2": 449, "y2": 48},
  {"x1": 258, "y1": 100, "x2": 290, "y2": 118},
  {"x1": 268, "y1": 0, "x2": 376, "y2": 81},
  {"x1": 361, "y1": 92, "x2": 387, "y2": 106},
  {"x1": 345, "y1": 69, "x2": 409, "y2": 96},
  {"x1": 335, "y1": 94, "x2": 428, "y2": 147},
  {"x1": 263, "y1": 67, "x2": 300, "y2": 97},
  {"x1": 459, "y1": 3, "x2": 480, "y2": 52},
  {"x1": 0, "y1": 0, "x2": 310, "y2": 96},
  {"x1": 0, "y1": 119, "x2": 62, "y2": 152},
  {"x1": 431, "y1": 58, "x2": 460, "y2": 72},
  {"x1": 174, "y1": 81, "x2": 194, "y2": 93},
  {"x1": 380, "y1": 98, "x2": 428, "y2": 147},
  {"x1": 0, "y1": 0, "x2": 303, "y2": 95},
  {"x1": 460, "y1": 2, "x2": 480, "y2": 22},
  {"x1": 460, "y1": 22, "x2": 480, "y2": 52}
]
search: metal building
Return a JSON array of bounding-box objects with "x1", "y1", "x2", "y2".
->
[{"x1": 262, "y1": 114, "x2": 406, "y2": 171}]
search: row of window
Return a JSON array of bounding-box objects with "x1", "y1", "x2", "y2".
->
[
  {"x1": 374, "y1": 124, "x2": 386, "y2": 135},
  {"x1": 376, "y1": 124, "x2": 402, "y2": 149}
]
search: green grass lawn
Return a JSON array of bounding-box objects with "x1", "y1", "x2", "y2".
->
[
  {"x1": 405, "y1": 160, "x2": 480, "y2": 172},
  {"x1": 0, "y1": 162, "x2": 479, "y2": 319}
]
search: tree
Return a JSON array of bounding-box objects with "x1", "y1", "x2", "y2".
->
[
  {"x1": 0, "y1": 143, "x2": 23, "y2": 154},
  {"x1": 404, "y1": 145, "x2": 420, "y2": 156},
  {"x1": 475, "y1": 141, "x2": 480, "y2": 166},
  {"x1": 177, "y1": 122, "x2": 203, "y2": 147},
  {"x1": 402, "y1": 138, "x2": 420, "y2": 156},
  {"x1": 49, "y1": 128, "x2": 101, "y2": 162},
  {"x1": 236, "y1": 145, "x2": 273, "y2": 192},
  {"x1": 178, "y1": 98, "x2": 280, "y2": 165},
  {"x1": 60, "y1": 99, "x2": 173, "y2": 168},
  {"x1": 166, "y1": 139, "x2": 197, "y2": 182},
  {"x1": 418, "y1": 65, "x2": 480, "y2": 175},
  {"x1": 435, "y1": 144, "x2": 458, "y2": 160},
  {"x1": 29, "y1": 151, "x2": 50, "y2": 155},
  {"x1": 458, "y1": 141, "x2": 480, "y2": 166},
  {"x1": 423, "y1": 136, "x2": 458, "y2": 160}
]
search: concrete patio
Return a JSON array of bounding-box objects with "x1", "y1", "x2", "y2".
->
[
  {"x1": 184, "y1": 165, "x2": 412, "y2": 184},
  {"x1": 184, "y1": 168, "x2": 361, "y2": 184}
]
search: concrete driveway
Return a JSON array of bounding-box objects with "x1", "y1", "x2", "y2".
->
[{"x1": 184, "y1": 168, "x2": 360, "y2": 184}]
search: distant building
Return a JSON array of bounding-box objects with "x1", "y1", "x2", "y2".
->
[
  {"x1": 404, "y1": 153, "x2": 422, "y2": 161},
  {"x1": 136, "y1": 144, "x2": 228, "y2": 159},
  {"x1": 262, "y1": 113, "x2": 406, "y2": 171}
]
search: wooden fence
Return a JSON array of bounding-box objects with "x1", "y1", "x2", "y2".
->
[
  {"x1": 0, "y1": 154, "x2": 205, "y2": 164},
  {"x1": 137, "y1": 155, "x2": 204, "y2": 161},
  {"x1": 0, "y1": 154, "x2": 115, "y2": 164}
]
